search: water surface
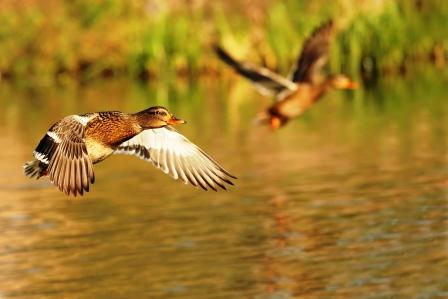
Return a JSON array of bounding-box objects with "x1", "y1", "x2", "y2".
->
[{"x1": 0, "y1": 71, "x2": 447, "y2": 298}]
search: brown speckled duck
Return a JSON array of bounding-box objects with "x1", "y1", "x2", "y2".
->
[
  {"x1": 24, "y1": 106, "x2": 236, "y2": 196},
  {"x1": 214, "y1": 20, "x2": 357, "y2": 129}
]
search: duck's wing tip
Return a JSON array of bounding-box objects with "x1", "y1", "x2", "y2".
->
[{"x1": 289, "y1": 19, "x2": 335, "y2": 84}]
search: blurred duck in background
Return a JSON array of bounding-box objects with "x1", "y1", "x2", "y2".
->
[{"x1": 214, "y1": 20, "x2": 357, "y2": 129}]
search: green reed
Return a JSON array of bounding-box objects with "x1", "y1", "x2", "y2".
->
[{"x1": 0, "y1": 0, "x2": 446, "y2": 83}]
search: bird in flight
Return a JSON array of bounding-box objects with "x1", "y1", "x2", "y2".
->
[
  {"x1": 24, "y1": 106, "x2": 236, "y2": 196},
  {"x1": 214, "y1": 20, "x2": 357, "y2": 129}
]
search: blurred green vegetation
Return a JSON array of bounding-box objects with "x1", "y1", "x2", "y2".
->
[{"x1": 0, "y1": 0, "x2": 446, "y2": 83}]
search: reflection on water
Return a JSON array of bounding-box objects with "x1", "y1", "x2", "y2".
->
[{"x1": 0, "y1": 71, "x2": 447, "y2": 298}]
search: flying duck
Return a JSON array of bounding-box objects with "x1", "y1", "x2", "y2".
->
[
  {"x1": 214, "y1": 20, "x2": 357, "y2": 129},
  {"x1": 24, "y1": 106, "x2": 236, "y2": 196}
]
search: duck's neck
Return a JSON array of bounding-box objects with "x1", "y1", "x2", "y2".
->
[
  {"x1": 132, "y1": 111, "x2": 148, "y2": 128},
  {"x1": 320, "y1": 78, "x2": 336, "y2": 92},
  {"x1": 309, "y1": 80, "x2": 333, "y2": 103}
]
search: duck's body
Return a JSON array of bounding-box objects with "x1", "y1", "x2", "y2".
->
[
  {"x1": 24, "y1": 107, "x2": 235, "y2": 196},
  {"x1": 80, "y1": 112, "x2": 139, "y2": 162},
  {"x1": 266, "y1": 75, "x2": 356, "y2": 127},
  {"x1": 215, "y1": 20, "x2": 357, "y2": 129},
  {"x1": 270, "y1": 83, "x2": 326, "y2": 120}
]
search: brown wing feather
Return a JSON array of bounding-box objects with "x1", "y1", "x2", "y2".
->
[
  {"x1": 290, "y1": 20, "x2": 334, "y2": 83},
  {"x1": 46, "y1": 116, "x2": 95, "y2": 196},
  {"x1": 214, "y1": 44, "x2": 296, "y2": 96}
]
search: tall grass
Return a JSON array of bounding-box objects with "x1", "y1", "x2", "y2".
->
[{"x1": 0, "y1": 0, "x2": 446, "y2": 83}]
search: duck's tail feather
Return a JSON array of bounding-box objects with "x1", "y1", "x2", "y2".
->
[{"x1": 23, "y1": 160, "x2": 47, "y2": 179}]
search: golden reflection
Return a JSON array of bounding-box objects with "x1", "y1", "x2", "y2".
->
[{"x1": 0, "y1": 75, "x2": 447, "y2": 298}]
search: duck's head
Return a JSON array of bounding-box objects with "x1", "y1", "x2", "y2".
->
[
  {"x1": 135, "y1": 106, "x2": 186, "y2": 129},
  {"x1": 328, "y1": 74, "x2": 358, "y2": 90}
]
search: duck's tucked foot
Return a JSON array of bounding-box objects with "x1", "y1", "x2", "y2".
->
[
  {"x1": 23, "y1": 160, "x2": 47, "y2": 179},
  {"x1": 253, "y1": 111, "x2": 270, "y2": 126}
]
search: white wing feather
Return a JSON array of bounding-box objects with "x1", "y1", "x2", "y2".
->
[{"x1": 114, "y1": 127, "x2": 235, "y2": 191}]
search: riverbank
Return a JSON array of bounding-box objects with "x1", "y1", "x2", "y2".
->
[{"x1": 0, "y1": 0, "x2": 446, "y2": 83}]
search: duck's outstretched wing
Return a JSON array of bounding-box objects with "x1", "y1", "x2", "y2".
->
[
  {"x1": 289, "y1": 20, "x2": 334, "y2": 84},
  {"x1": 114, "y1": 127, "x2": 236, "y2": 191},
  {"x1": 26, "y1": 115, "x2": 95, "y2": 196},
  {"x1": 214, "y1": 45, "x2": 296, "y2": 97}
]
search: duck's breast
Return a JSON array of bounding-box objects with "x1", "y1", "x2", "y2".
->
[
  {"x1": 83, "y1": 113, "x2": 141, "y2": 163},
  {"x1": 277, "y1": 85, "x2": 314, "y2": 117},
  {"x1": 83, "y1": 137, "x2": 114, "y2": 163}
]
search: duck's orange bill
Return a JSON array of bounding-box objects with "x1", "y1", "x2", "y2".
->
[
  {"x1": 167, "y1": 115, "x2": 186, "y2": 125},
  {"x1": 346, "y1": 81, "x2": 358, "y2": 89}
]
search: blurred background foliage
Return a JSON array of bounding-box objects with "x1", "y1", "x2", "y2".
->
[{"x1": 0, "y1": 0, "x2": 446, "y2": 84}]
